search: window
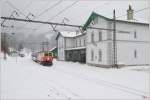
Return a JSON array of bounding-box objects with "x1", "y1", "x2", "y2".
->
[
  {"x1": 134, "y1": 50, "x2": 137, "y2": 58},
  {"x1": 75, "y1": 38, "x2": 77, "y2": 47},
  {"x1": 93, "y1": 17, "x2": 98, "y2": 24},
  {"x1": 91, "y1": 31, "x2": 94, "y2": 42},
  {"x1": 99, "y1": 31, "x2": 102, "y2": 41},
  {"x1": 79, "y1": 39, "x2": 81, "y2": 46},
  {"x1": 84, "y1": 39, "x2": 86, "y2": 46},
  {"x1": 91, "y1": 50, "x2": 94, "y2": 61},
  {"x1": 98, "y1": 50, "x2": 102, "y2": 61},
  {"x1": 134, "y1": 30, "x2": 137, "y2": 38}
]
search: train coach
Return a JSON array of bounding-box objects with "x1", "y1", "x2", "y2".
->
[{"x1": 32, "y1": 51, "x2": 53, "y2": 66}]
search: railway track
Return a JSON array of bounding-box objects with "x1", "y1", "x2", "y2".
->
[{"x1": 54, "y1": 67, "x2": 149, "y2": 99}]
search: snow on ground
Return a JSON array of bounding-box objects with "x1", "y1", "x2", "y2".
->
[{"x1": 0, "y1": 55, "x2": 150, "y2": 100}]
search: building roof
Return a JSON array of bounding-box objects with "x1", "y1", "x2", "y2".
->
[
  {"x1": 56, "y1": 31, "x2": 83, "y2": 40},
  {"x1": 49, "y1": 47, "x2": 57, "y2": 51},
  {"x1": 65, "y1": 47, "x2": 86, "y2": 51},
  {"x1": 82, "y1": 12, "x2": 149, "y2": 31}
]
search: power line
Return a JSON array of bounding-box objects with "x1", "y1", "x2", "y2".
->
[
  {"x1": 34, "y1": 0, "x2": 80, "y2": 32},
  {"x1": 17, "y1": 0, "x2": 63, "y2": 34},
  {"x1": 49, "y1": 0, "x2": 79, "y2": 21},
  {"x1": 1, "y1": 17, "x2": 131, "y2": 33},
  {"x1": 5, "y1": 1, "x2": 27, "y2": 18},
  {"x1": 22, "y1": 0, "x2": 34, "y2": 12},
  {"x1": 116, "y1": 6, "x2": 150, "y2": 19},
  {"x1": 35, "y1": 0, "x2": 63, "y2": 19}
]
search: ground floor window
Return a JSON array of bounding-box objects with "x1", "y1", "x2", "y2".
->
[
  {"x1": 98, "y1": 50, "x2": 102, "y2": 61},
  {"x1": 91, "y1": 50, "x2": 94, "y2": 61}
]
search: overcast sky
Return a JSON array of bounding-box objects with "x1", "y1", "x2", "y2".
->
[{"x1": 1, "y1": 0, "x2": 150, "y2": 35}]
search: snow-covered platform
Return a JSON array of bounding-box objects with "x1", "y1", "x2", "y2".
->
[{"x1": 0, "y1": 55, "x2": 149, "y2": 100}]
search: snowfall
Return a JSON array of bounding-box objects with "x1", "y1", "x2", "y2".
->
[{"x1": 0, "y1": 53, "x2": 150, "y2": 100}]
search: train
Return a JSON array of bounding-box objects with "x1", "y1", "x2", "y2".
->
[{"x1": 31, "y1": 51, "x2": 53, "y2": 66}]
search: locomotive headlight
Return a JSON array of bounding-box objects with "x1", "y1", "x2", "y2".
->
[{"x1": 47, "y1": 57, "x2": 50, "y2": 60}]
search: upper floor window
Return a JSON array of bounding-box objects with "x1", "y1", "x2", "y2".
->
[
  {"x1": 84, "y1": 38, "x2": 86, "y2": 46},
  {"x1": 134, "y1": 30, "x2": 137, "y2": 39},
  {"x1": 99, "y1": 31, "x2": 102, "y2": 41},
  {"x1": 93, "y1": 17, "x2": 98, "y2": 24},
  {"x1": 91, "y1": 31, "x2": 94, "y2": 42},
  {"x1": 76, "y1": 39, "x2": 77, "y2": 47},
  {"x1": 79, "y1": 39, "x2": 81, "y2": 46},
  {"x1": 134, "y1": 50, "x2": 137, "y2": 58}
]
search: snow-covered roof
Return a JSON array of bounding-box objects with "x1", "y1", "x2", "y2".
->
[
  {"x1": 65, "y1": 47, "x2": 86, "y2": 50},
  {"x1": 83, "y1": 12, "x2": 149, "y2": 31},
  {"x1": 56, "y1": 31, "x2": 83, "y2": 40},
  {"x1": 49, "y1": 47, "x2": 57, "y2": 51},
  {"x1": 60, "y1": 31, "x2": 82, "y2": 37}
]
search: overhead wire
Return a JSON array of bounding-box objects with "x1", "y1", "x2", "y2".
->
[
  {"x1": 17, "y1": 0, "x2": 63, "y2": 34},
  {"x1": 34, "y1": 0, "x2": 80, "y2": 33},
  {"x1": 35, "y1": 0, "x2": 63, "y2": 19},
  {"x1": 22, "y1": 0, "x2": 34, "y2": 12},
  {"x1": 116, "y1": 6, "x2": 150, "y2": 19},
  {"x1": 3, "y1": 1, "x2": 150, "y2": 34},
  {"x1": 3, "y1": 0, "x2": 33, "y2": 31},
  {"x1": 5, "y1": 1, "x2": 27, "y2": 18}
]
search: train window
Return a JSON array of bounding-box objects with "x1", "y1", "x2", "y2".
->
[
  {"x1": 44, "y1": 53, "x2": 49, "y2": 56},
  {"x1": 48, "y1": 52, "x2": 53, "y2": 57},
  {"x1": 49, "y1": 53, "x2": 52, "y2": 56}
]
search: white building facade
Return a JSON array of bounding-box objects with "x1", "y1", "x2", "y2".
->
[
  {"x1": 84, "y1": 12, "x2": 150, "y2": 67},
  {"x1": 56, "y1": 6, "x2": 150, "y2": 67},
  {"x1": 56, "y1": 32, "x2": 86, "y2": 62}
]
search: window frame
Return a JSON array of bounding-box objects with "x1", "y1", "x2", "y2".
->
[
  {"x1": 91, "y1": 50, "x2": 94, "y2": 61},
  {"x1": 98, "y1": 50, "x2": 102, "y2": 62},
  {"x1": 91, "y1": 31, "x2": 94, "y2": 43},
  {"x1": 134, "y1": 50, "x2": 137, "y2": 58},
  {"x1": 99, "y1": 30, "x2": 102, "y2": 41},
  {"x1": 134, "y1": 29, "x2": 137, "y2": 39}
]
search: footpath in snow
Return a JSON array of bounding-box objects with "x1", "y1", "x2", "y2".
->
[{"x1": 0, "y1": 55, "x2": 149, "y2": 100}]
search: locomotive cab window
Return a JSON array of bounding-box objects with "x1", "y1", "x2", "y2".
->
[{"x1": 44, "y1": 53, "x2": 49, "y2": 56}]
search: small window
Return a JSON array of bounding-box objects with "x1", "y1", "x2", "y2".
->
[
  {"x1": 98, "y1": 50, "x2": 102, "y2": 61},
  {"x1": 134, "y1": 30, "x2": 137, "y2": 38},
  {"x1": 84, "y1": 39, "x2": 86, "y2": 46},
  {"x1": 93, "y1": 17, "x2": 98, "y2": 24},
  {"x1": 91, "y1": 31, "x2": 94, "y2": 42},
  {"x1": 79, "y1": 39, "x2": 81, "y2": 46},
  {"x1": 99, "y1": 31, "x2": 102, "y2": 41},
  {"x1": 91, "y1": 50, "x2": 94, "y2": 61},
  {"x1": 134, "y1": 50, "x2": 137, "y2": 58},
  {"x1": 76, "y1": 39, "x2": 77, "y2": 47}
]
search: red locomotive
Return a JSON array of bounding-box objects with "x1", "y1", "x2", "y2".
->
[{"x1": 32, "y1": 51, "x2": 53, "y2": 66}]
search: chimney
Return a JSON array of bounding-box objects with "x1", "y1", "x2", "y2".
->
[{"x1": 127, "y1": 5, "x2": 134, "y2": 20}]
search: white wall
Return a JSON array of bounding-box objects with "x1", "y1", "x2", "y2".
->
[
  {"x1": 57, "y1": 36, "x2": 65, "y2": 60},
  {"x1": 65, "y1": 38, "x2": 75, "y2": 48},
  {"x1": 76, "y1": 35, "x2": 86, "y2": 47},
  {"x1": 86, "y1": 43, "x2": 108, "y2": 65},
  {"x1": 116, "y1": 22, "x2": 150, "y2": 41},
  {"x1": 86, "y1": 15, "x2": 150, "y2": 66},
  {"x1": 115, "y1": 22, "x2": 150, "y2": 65},
  {"x1": 117, "y1": 42, "x2": 150, "y2": 65},
  {"x1": 86, "y1": 17, "x2": 109, "y2": 66}
]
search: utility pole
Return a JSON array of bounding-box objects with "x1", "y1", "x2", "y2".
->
[{"x1": 113, "y1": 9, "x2": 118, "y2": 68}]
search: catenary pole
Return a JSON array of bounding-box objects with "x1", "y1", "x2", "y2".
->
[{"x1": 113, "y1": 9, "x2": 118, "y2": 68}]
